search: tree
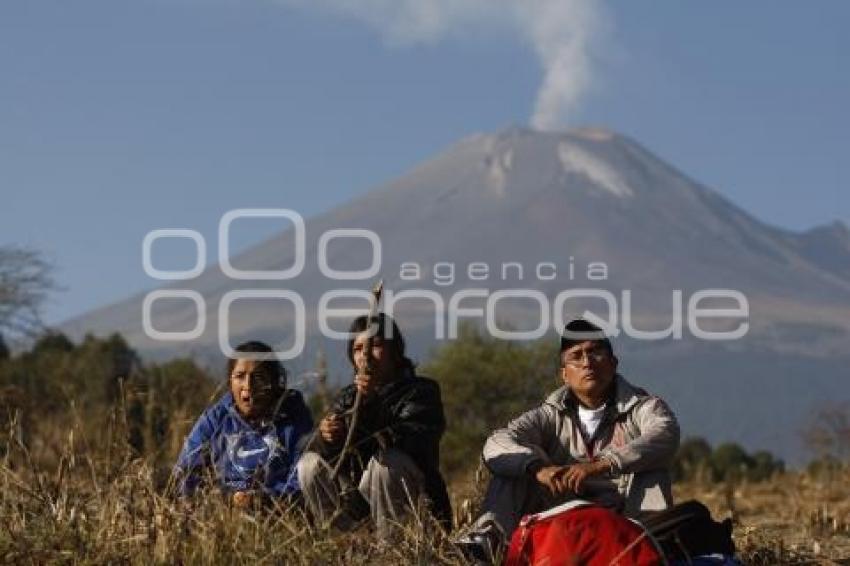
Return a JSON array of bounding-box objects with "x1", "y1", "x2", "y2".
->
[
  {"x1": 750, "y1": 450, "x2": 784, "y2": 481},
  {"x1": 673, "y1": 436, "x2": 713, "y2": 482},
  {"x1": 710, "y1": 442, "x2": 754, "y2": 482},
  {"x1": 803, "y1": 402, "x2": 850, "y2": 463},
  {"x1": 0, "y1": 331, "x2": 216, "y2": 470},
  {"x1": 31, "y1": 332, "x2": 75, "y2": 355},
  {"x1": 0, "y1": 245, "x2": 57, "y2": 338},
  {"x1": 672, "y1": 437, "x2": 783, "y2": 483},
  {"x1": 421, "y1": 324, "x2": 558, "y2": 478}
]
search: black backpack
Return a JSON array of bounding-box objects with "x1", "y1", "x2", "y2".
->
[{"x1": 641, "y1": 500, "x2": 736, "y2": 561}]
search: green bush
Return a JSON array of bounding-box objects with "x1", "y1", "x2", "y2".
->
[
  {"x1": 0, "y1": 331, "x2": 215, "y2": 473},
  {"x1": 673, "y1": 436, "x2": 713, "y2": 482},
  {"x1": 421, "y1": 324, "x2": 558, "y2": 478},
  {"x1": 673, "y1": 437, "x2": 784, "y2": 483}
]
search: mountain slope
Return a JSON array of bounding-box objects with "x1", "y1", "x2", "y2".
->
[{"x1": 61, "y1": 127, "x2": 850, "y2": 463}]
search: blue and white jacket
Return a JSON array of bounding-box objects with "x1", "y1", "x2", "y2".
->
[{"x1": 173, "y1": 389, "x2": 313, "y2": 497}]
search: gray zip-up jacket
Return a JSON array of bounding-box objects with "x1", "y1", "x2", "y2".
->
[{"x1": 482, "y1": 374, "x2": 680, "y2": 517}]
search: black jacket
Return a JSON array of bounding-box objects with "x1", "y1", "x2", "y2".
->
[{"x1": 315, "y1": 368, "x2": 452, "y2": 526}]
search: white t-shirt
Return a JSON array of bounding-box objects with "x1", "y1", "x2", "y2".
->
[{"x1": 577, "y1": 403, "x2": 607, "y2": 440}]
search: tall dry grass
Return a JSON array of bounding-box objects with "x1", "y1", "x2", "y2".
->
[
  {"x1": 674, "y1": 467, "x2": 850, "y2": 564},
  {"x1": 1, "y1": 404, "x2": 848, "y2": 564},
  {"x1": 0, "y1": 407, "x2": 463, "y2": 565}
]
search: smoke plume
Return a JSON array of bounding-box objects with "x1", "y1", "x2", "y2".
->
[{"x1": 277, "y1": 0, "x2": 608, "y2": 130}]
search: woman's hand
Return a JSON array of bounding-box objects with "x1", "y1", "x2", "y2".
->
[{"x1": 232, "y1": 490, "x2": 254, "y2": 509}]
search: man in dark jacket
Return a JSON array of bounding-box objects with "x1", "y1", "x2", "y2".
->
[{"x1": 297, "y1": 313, "x2": 451, "y2": 538}]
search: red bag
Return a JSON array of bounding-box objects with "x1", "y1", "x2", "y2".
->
[{"x1": 504, "y1": 501, "x2": 664, "y2": 566}]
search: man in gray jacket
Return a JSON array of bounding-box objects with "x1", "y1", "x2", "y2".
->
[{"x1": 458, "y1": 319, "x2": 680, "y2": 559}]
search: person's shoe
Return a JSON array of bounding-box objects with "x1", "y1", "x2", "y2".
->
[
  {"x1": 338, "y1": 487, "x2": 370, "y2": 521},
  {"x1": 454, "y1": 531, "x2": 500, "y2": 565}
]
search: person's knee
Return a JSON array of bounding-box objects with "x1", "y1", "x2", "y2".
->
[
  {"x1": 359, "y1": 449, "x2": 424, "y2": 497},
  {"x1": 370, "y1": 449, "x2": 421, "y2": 480},
  {"x1": 296, "y1": 451, "x2": 326, "y2": 487},
  {"x1": 377, "y1": 448, "x2": 416, "y2": 469}
]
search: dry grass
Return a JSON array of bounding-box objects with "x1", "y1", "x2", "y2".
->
[
  {"x1": 674, "y1": 469, "x2": 850, "y2": 564},
  {"x1": 0, "y1": 455, "x2": 464, "y2": 565},
  {"x1": 0, "y1": 412, "x2": 464, "y2": 565},
  {"x1": 1, "y1": 414, "x2": 848, "y2": 565}
]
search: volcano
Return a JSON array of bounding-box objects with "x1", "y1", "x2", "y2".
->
[{"x1": 62, "y1": 127, "x2": 850, "y2": 464}]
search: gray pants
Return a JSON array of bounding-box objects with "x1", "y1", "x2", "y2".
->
[
  {"x1": 471, "y1": 473, "x2": 563, "y2": 543},
  {"x1": 296, "y1": 449, "x2": 425, "y2": 539},
  {"x1": 472, "y1": 471, "x2": 663, "y2": 544}
]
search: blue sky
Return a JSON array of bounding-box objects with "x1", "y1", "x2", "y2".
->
[{"x1": 1, "y1": 0, "x2": 848, "y2": 324}]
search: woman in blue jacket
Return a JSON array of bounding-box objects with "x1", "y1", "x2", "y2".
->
[{"x1": 173, "y1": 341, "x2": 313, "y2": 507}]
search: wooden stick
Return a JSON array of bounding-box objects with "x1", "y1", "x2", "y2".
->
[{"x1": 330, "y1": 280, "x2": 383, "y2": 480}]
